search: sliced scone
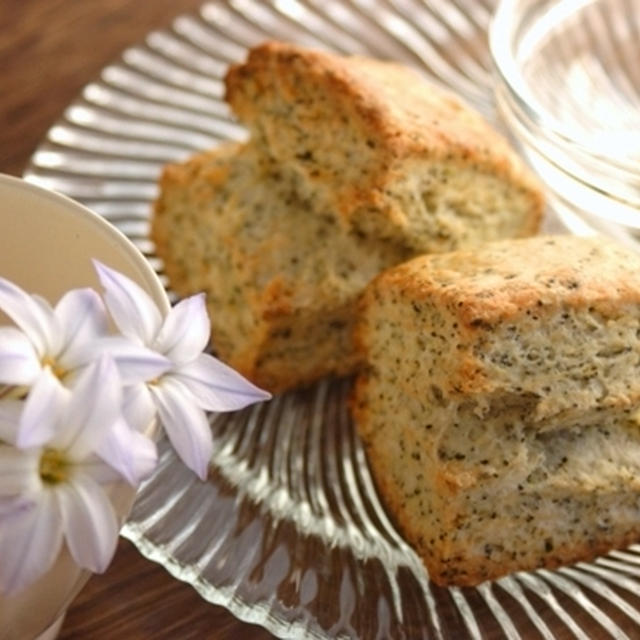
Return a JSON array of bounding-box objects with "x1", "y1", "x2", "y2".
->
[{"x1": 353, "y1": 235, "x2": 640, "y2": 586}]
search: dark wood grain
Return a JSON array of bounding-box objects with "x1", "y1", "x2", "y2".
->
[{"x1": 1, "y1": 1, "x2": 274, "y2": 637}]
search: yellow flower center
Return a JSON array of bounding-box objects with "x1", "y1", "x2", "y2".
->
[
  {"x1": 0, "y1": 384, "x2": 27, "y2": 400},
  {"x1": 39, "y1": 449, "x2": 69, "y2": 485},
  {"x1": 41, "y1": 356, "x2": 68, "y2": 381}
]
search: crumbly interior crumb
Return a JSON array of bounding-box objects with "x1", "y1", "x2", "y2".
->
[{"x1": 350, "y1": 164, "x2": 538, "y2": 253}]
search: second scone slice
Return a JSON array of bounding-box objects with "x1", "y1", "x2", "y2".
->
[
  {"x1": 153, "y1": 142, "x2": 409, "y2": 392},
  {"x1": 353, "y1": 235, "x2": 640, "y2": 586}
]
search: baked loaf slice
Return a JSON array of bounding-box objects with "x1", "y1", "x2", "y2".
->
[
  {"x1": 153, "y1": 41, "x2": 544, "y2": 392},
  {"x1": 353, "y1": 235, "x2": 640, "y2": 586}
]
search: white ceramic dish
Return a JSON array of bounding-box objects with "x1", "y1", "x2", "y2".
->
[{"x1": 0, "y1": 173, "x2": 170, "y2": 640}]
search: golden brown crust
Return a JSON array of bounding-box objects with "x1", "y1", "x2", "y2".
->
[
  {"x1": 423, "y1": 529, "x2": 640, "y2": 587},
  {"x1": 358, "y1": 370, "x2": 640, "y2": 586},
  {"x1": 225, "y1": 41, "x2": 544, "y2": 233},
  {"x1": 226, "y1": 41, "x2": 532, "y2": 175},
  {"x1": 357, "y1": 235, "x2": 640, "y2": 397},
  {"x1": 365, "y1": 235, "x2": 640, "y2": 324},
  {"x1": 153, "y1": 142, "x2": 385, "y2": 393},
  {"x1": 248, "y1": 349, "x2": 359, "y2": 394}
]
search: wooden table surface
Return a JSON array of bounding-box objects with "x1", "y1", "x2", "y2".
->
[{"x1": 2, "y1": 2, "x2": 275, "y2": 638}]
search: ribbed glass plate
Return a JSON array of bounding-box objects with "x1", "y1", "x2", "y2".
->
[{"x1": 25, "y1": 1, "x2": 640, "y2": 638}]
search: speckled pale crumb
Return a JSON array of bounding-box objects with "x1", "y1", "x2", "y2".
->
[{"x1": 226, "y1": 41, "x2": 544, "y2": 250}]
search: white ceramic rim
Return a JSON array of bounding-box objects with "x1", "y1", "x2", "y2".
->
[{"x1": 0, "y1": 172, "x2": 170, "y2": 316}]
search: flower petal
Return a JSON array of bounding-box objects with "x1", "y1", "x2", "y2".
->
[
  {"x1": 0, "y1": 277, "x2": 55, "y2": 357},
  {"x1": 95, "y1": 417, "x2": 157, "y2": 485},
  {"x1": 0, "y1": 445, "x2": 40, "y2": 495},
  {"x1": 149, "y1": 378, "x2": 213, "y2": 480},
  {"x1": 55, "y1": 288, "x2": 109, "y2": 368},
  {"x1": 17, "y1": 368, "x2": 68, "y2": 449},
  {"x1": 60, "y1": 356, "x2": 121, "y2": 457},
  {"x1": 122, "y1": 383, "x2": 157, "y2": 433},
  {"x1": 0, "y1": 327, "x2": 41, "y2": 386},
  {"x1": 32, "y1": 294, "x2": 63, "y2": 354},
  {"x1": 76, "y1": 457, "x2": 122, "y2": 486},
  {"x1": 0, "y1": 495, "x2": 36, "y2": 520},
  {"x1": 0, "y1": 491, "x2": 63, "y2": 594},
  {"x1": 98, "y1": 336, "x2": 171, "y2": 384},
  {"x1": 174, "y1": 353, "x2": 271, "y2": 412},
  {"x1": 153, "y1": 293, "x2": 210, "y2": 364},
  {"x1": 56, "y1": 473, "x2": 119, "y2": 573},
  {"x1": 93, "y1": 260, "x2": 162, "y2": 346},
  {"x1": 0, "y1": 400, "x2": 22, "y2": 445}
]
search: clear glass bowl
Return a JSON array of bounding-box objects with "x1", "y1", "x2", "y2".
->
[{"x1": 490, "y1": 0, "x2": 640, "y2": 243}]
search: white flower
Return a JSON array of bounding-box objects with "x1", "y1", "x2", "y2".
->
[
  {"x1": 0, "y1": 261, "x2": 272, "y2": 597},
  {"x1": 0, "y1": 356, "x2": 156, "y2": 594},
  {"x1": 94, "y1": 261, "x2": 271, "y2": 480},
  {"x1": 0, "y1": 277, "x2": 170, "y2": 389}
]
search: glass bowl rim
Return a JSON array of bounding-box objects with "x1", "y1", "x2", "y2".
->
[{"x1": 489, "y1": 0, "x2": 640, "y2": 176}]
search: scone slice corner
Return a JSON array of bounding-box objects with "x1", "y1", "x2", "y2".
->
[{"x1": 354, "y1": 234, "x2": 640, "y2": 586}]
